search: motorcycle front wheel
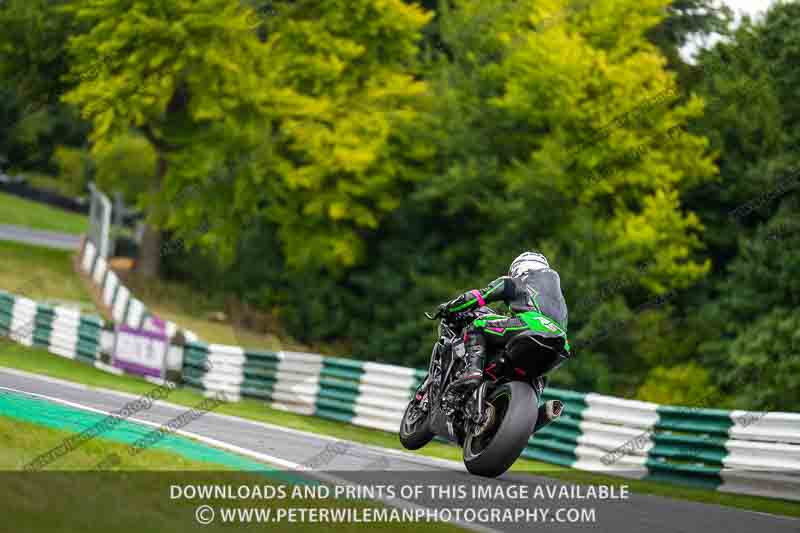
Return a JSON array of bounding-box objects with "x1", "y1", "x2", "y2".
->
[
  {"x1": 399, "y1": 396, "x2": 435, "y2": 450},
  {"x1": 462, "y1": 381, "x2": 538, "y2": 477}
]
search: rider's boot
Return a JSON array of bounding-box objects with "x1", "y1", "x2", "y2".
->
[
  {"x1": 456, "y1": 332, "x2": 486, "y2": 389},
  {"x1": 442, "y1": 335, "x2": 485, "y2": 415}
]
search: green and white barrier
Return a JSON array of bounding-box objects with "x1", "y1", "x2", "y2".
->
[
  {"x1": 181, "y1": 342, "x2": 325, "y2": 414},
  {"x1": 1, "y1": 289, "x2": 104, "y2": 364},
  {"x1": 313, "y1": 357, "x2": 424, "y2": 431},
  {"x1": 35, "y1": 304, "x2": 104, "y2": 365},
  {"x1": 179, "y1": 343, "x2": 425, "y2": 432},
  {"x1": 173, "y1": 335, "x2": 799, "y2": 501},
  {"x1": 4, "y1": 241, "x2": 796, "y2": 502},
  {"x1": 79, "y1": 239, "x2": 193, "y2": 341},
  {"x1": 5, "y1": 293, "x2": 37, "y2": 347},
  {"x1": 525, "y1": 390, "x2": 800, "y2": 500}
]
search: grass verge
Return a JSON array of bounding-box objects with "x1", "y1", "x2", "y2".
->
[
  {"x1": 119, "y1": 272, "x2": 293, "y2": 349},
  {"x1": 0, "y1": 239, "x2": 293, "y2": 348},
  {"x1": 0, "y1": 191, "x2": 89, "y2": 235},
  {"x1": 0, "y1": 240, "x2": 96, "y2": 310},
  {"x1": 0, "y1": 416, "x2": 460, "y2": 532},
  {"x1": 0, "y1": 342, "x2": 797, "y2": 518},
  {"x1": 0, "y1": 413, "x2": 237, "y2": 471}
]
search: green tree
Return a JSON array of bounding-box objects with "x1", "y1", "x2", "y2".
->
[
  {"x1": 52, "y1": 144, "x2": 92, "y2": 196},
  {"x1": 62, "y1": 0, "x2": 275, "y2": 277},
  {"x1": 636, "y1": 362, "x2": 722, "y2": 406},
  {"x1": 723, "y1": 309, "x2": 800, "y2": 411},
  {"x1": 0, "y1": 0, "x2": 89, "y2": 174},
  {"x1": 213, "y1": 0, "x2": 724, "y2": 379},
  {"x1": 683, "y1": 1, "x2": 800, "y2": 409},
  {"x1": 705, "y1": 205, "x2": 800, "y2": 410},
  {"x1": 408, "y1": 0, "x2": 718, "y2": 391},
  {"x1": 250, "y1": 0, "x2": 435, "y2": 272},
  {"x1": 758, "y1": 1, "x2": 800, "y2": 148},
  {"x1": 648, "y1": 0, "x2": 733, "y2": 73}
]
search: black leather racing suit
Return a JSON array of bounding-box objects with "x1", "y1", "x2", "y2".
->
[{"x1": 441, "y1": 267, "x2": 569, "y2": 399}]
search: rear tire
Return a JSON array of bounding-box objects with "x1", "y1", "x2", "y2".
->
[
  {"x1": 399, "y1": 398, "x2": 435, "y2": 450},
  {"x1": 462, "y1": 381, "x2": 538, "y2": 477}
]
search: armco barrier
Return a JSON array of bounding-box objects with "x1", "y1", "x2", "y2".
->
[
  {"x1": 3, "y1": 282, "x2": 799, "y2": 501},
  {"x1": 1, "y1": 289, "x2": 104, "y2": 366},
  {"x1": 186, "y1": 346, "x2": 426, "y2": 430},
  {"x1": 79, "y1": 239, "x2": 196, "y2": 342},
  {"x1": 4, "y1": 239, "x2": 798, "y2": 502},
  {"x1": 174, "y1": 336, "x2": 800, "y2": 501},
  {"x1": 526, "y1": 391, "x2": 800, "y2": 499}
]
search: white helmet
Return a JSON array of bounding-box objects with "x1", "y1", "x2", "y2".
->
[{"x1": 509, "y1": 251, "x2": 550, "y2": 277}]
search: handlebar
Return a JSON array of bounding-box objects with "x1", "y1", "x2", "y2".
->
[
  {"x1": 424, "y1": 311, "x2": 441, "y2": 320},
  {"x1": 426, "y1": 305, "x2": 499, "y2": 322}
]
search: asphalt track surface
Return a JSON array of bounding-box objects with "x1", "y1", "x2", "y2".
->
[
  {"x1": 0, "y1": 224, "x2": 81, "y2": 250},
  {"x1": 1, "y1": 367, "x2": 797, "y2": 533}
]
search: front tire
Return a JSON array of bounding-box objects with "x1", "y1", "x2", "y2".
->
[
  {"x1": 399, "y1": 397, "x2": 435, "y2": 450},
  {"x1": 463, "y1": 381, "x2": 538, "y2": 477}
]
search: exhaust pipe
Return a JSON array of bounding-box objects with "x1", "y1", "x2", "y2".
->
[{"x1": 533, "y1": 400, "x2": 563, "y2": 433}]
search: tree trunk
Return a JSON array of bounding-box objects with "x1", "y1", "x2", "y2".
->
[
  {"x1": 136, "y1": 83, "x2": 186, "y2": 279},
  {"x1": 136, "y1": 222, "x2": 162, "y2": 278},
  {"x1": 135, "y1": 151, "x2": 167, "y2": 279}
]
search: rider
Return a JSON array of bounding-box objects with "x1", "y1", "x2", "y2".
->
[{"x1": 437, "y1": 251, "x2": 570, "y2": 400}]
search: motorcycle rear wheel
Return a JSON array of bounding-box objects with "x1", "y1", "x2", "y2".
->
[{"x1": 462, "y1": 381, "x2": 538, "y2": 477}]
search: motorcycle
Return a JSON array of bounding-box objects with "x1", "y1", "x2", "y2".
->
[{"x1": 399, "y1": 306, "x2": 569, "y2": 477}]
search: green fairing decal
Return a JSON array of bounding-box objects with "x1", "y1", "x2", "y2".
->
[
  {"x1": 484, "y1": 326, "x2": 528, "y2": 336},
  {"x1": 473, "y1": 314, "x2": 509, "y2": 328},
  {"x1": 517, "y1": 311, "x2": 569, "y2": 346}
]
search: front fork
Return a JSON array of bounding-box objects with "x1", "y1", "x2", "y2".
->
[
  {"x1": 414, "y1": 375, "x2": 430, "y2": 402},
  {"x1": 413, "y1": 338, "x2": 441, "y2": 404},
  {"x1": 474, "y1": 381, "x2": 490, "y2": 423}
]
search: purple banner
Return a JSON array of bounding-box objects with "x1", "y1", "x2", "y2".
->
[{"x1": 113, "y1": 321, "x2": 169, "y2": 378}]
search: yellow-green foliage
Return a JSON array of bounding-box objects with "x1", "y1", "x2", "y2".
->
[
  {"x1": 61, "y1": 0, "x2": 434, "y2": 270},
  {"x1": 481, "y1": 0, "x2": 716, "y2": 290},
  {"x1": 52, "y1": 146, "x2": 86, "y2": 191},
  {"x1": 61, "y1": 0, "x2": 278, "y2": 255},
  {"x1": 61, "y1": 0, "x2": 268, "y2": 148},
  {"x1": 259, "y1": 0, "x2": 435, "y2": 270},
  {"x1": 92, "y1": 133, "x2": 158, "y2": 206},
  {"x1": 636, "y1": 362, "x2": 722, "y2": 406}
]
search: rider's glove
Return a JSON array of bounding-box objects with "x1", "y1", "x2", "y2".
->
[{"x1": 436, "y1": 302, "x2": 451, "y2": 319}]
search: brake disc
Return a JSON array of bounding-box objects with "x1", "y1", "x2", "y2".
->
[
  {"x1": 473, "y1": 403, "x2": 496, "y2": 436},
  {"x1": 405, "y1": 405, "x2": 425, "y2": 425}
]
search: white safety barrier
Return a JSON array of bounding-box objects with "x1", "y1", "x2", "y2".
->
[
  {"x1": 4, "y1": 240, "x2": 796, "y2": 503},
  {"x1": 78, "y1": 239, "x2": 196, "y2": 341}
]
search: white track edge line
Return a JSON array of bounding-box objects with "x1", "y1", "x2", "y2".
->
[
  {"x1": 2, "y1": 369, "x2": 797, "y2": 524},
  {"x1": 0, "y1": 383, "x2": 496, "y2": 533},
  {"x1": 2, "y1": 369, "x2": 798, "y2": 523},
  {"x1": 0, "y1": 366, "x2": 465, "y2": 471}
]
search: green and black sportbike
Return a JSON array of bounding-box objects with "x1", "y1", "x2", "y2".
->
[{"x1": 399, "y1": 306, "x2": 568, "y2": 478}]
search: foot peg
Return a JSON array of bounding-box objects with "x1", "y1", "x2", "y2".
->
[{"x1": 533, "y1": 400, "x2": 563, "y2": 433}]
